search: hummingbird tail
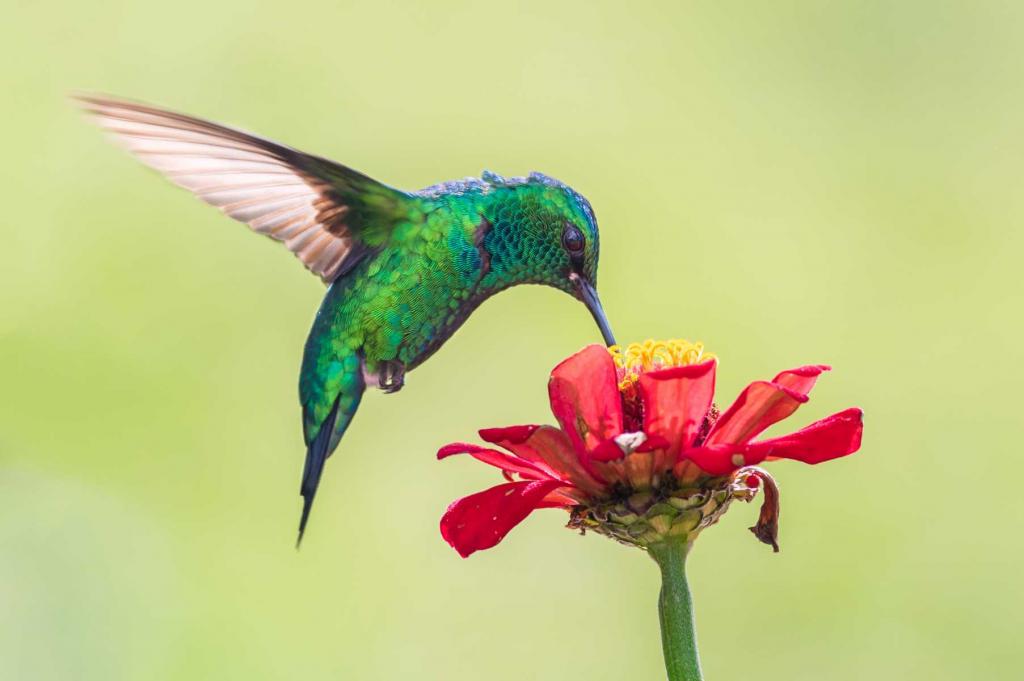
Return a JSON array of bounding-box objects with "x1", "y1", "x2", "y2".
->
[
  {"x1": 297, "y1": 378, "x2": 365, "y2": 547},
  {"x1": 298, "y1": 396, "x2": 341, "y2": 547}
]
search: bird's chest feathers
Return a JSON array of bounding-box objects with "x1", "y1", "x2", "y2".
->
[{"x1": 360, "y1": 220, "x2": 490, "y2": 366}]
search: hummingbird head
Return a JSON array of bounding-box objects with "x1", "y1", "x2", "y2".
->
[{"x1": 477, "y1": 171, "x2": 616, "y2": 346}]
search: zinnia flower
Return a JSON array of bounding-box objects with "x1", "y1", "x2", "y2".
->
[{"x1": 438, "y1": 340, "x2": 863, "y2": 558}]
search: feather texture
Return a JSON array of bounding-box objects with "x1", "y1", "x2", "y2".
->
[
  {"x1": 77, "y1": 95, "x2": 399, "y2": 282},
  {"x1": 80, "y1": 95, "x2": 610, "y2": 540}
]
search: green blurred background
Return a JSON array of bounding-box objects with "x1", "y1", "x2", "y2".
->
[{"x1": 2, "y1": 1, "x2": 1021, "y2": 679}]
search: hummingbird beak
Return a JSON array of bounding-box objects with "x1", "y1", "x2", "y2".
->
[{"x1": 570, "y1": 273, "x2": 617, "y2": 347}]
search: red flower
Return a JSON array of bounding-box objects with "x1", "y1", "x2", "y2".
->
[{"x1": 439, "y1": 341, "x2": 863, "y2": 558}]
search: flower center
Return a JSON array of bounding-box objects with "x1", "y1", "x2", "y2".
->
[
  {"x1": 609, "y1": 340, "x2": 715, "y2": 432},
  {"x1": 609, "y1": 339, "x2": 714, "y2": 390}
]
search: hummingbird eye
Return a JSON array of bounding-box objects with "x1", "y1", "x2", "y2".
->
[{"x1": 562, "y1": 224, "x2": 585, "y2": 255}]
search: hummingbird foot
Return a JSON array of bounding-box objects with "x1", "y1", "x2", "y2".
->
[{"x1": 377, "y1": 360, "x2": 406, "y2": 394}]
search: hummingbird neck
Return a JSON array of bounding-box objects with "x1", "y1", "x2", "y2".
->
[{"x1": 475, "y1": 212, "x2": 563, "y2": 294}]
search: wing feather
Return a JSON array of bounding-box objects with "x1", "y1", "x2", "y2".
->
[{"x1": 77, "y1": 95, "x2": 408, "y2": 282}]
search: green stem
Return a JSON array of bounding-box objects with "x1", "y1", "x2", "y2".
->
[{"x1": 648, "y1": 541, "x2": 703, "y2": 681}]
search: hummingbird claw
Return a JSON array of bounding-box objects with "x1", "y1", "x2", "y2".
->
[{"x1": 378, "y1": 360, "x2": 406, "y2": 394}]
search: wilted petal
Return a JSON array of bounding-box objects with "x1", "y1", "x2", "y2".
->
[
  {"x1": 639, "y1": 360, "x2": 717, "y2": 456},
  {"x1": 548, "y1": 345, "x2": 624, "y2": 457},
  {"x1": 440, "y1": 480, "x2": 565, "y2": 558},
  {"x1": 437, "y1": 442, "x2": 550, "y2": 481},
  {"x1": 739, "y1": 467, "x2": 781, "y2": 552},
  {"x1": 743, "y1": 408, "x2": 864, "y2": 465}
]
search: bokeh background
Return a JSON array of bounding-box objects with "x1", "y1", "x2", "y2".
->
[{"x1": 2, "y1": 2, "x2": 1022, "y2": 679}]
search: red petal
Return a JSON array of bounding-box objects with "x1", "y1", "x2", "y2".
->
[
  {"x1": 636, "y1": 433, "x2": 671, "y2": 452},
  {"x1": 591, "y1": 437, "x2": 625, "y2": 462},
  {"x1": 639, "y1": 360, "x2": 717, "y2": 456},
  {"x1": 743, "y1": 407, "x2": 863, "y2": 465},
  {"x1": 680, "y1": 443, "x2": 743, "y2": 476},
  {"x1": 772, "y1": 365, "x2": 831, "y2": 397},
  {"x1": 589, "y1": 433, "x2": 670, "y2": 461},
  {"x1": 437, "y1": 442, "x2": 550, "y2": 480},
  {"x1": 706, "y1": 366, "x2": 831, "y2": 446},
  {"x1": 540, "y1": 489, "x2": 580, "y2": 507},
  {"x1": 440, "y1": 479, "x2": 565, "y2": 558},
  {"x1": 482, "y1": 425, "x2": 604, "y2": 495},
  {"x1": 548, "y1": 345, "x2": 624, "y2": 457},
  {"x1": 685, "y1": 408, "x2": 863, "y2": 474},
  {"x1": 479, "y1": 425, "x2": 539, "y2": 445}
]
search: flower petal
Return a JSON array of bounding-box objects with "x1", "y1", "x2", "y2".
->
[
  {"x1": 548, "y1": 344, "x2": 624, "y2": 457},
  {"x1": 540, "y1": 489, "x2": 581, "y2": 507},
  {"x1": 478, "y1": 425, "x2": 540, "y2": 446},
  {"x1": 742, "y1": 468, "x2": 781, "y2": 552},
  {"x1": 481, "y1": 425, "x2": 604, "y2": 495},
  {"x1": 679, "y1": 443, "x2": 743, "y2": 477},
  {"x1": 743, "y1": 407, "x2": 864, "y2": 465},
  {"x1": 706, "y1": 365, "x2": 831, "y2": 446},
  {"x1": 685, "y1": 408, "x2": 863, "y2": 474},
  {"x1": 437, "y1": 442, "x2": 551, "y2": 481},
  {"x1": 440, "y1": 479, "x2": 565, "y2": 558},
  {"x1": 591, "y1": 437, "x2": 626, "y2": 462},
  {"x1": 593, "y1": 450, "x2": 658, "y2": 490},
  {"x1": 639, "y1": 360, "x2": 717, "y2": 455},
  {"x1": 772, "y1": 365, "x2": 831, "y2": 397}
]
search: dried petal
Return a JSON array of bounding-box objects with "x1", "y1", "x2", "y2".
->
[{"x1": 743, "y1": 469, "x2": 781, "y2": 552}]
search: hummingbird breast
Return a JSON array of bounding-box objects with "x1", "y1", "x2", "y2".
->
[
  {"x1": 329, "y1": 227, "x2": 500, "y2": 375},
  {"x1": 305, "y1": 205, "x2": 532, "y2": 392},
  {"x1": 396, "y1": 286, "x2": 496, "y2": 371}
]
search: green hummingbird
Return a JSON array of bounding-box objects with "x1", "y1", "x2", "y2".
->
[{"x1": 79, "y1": 95, "x2": 616, "y2": 542}]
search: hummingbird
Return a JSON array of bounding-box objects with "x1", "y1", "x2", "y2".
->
[{"x1": 78, "y1": 95, "x2": 616, "y2": 543}]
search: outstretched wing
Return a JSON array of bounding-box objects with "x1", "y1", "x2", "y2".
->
[{"x1": 77, "y1": 94, "x2": 412, "y2": 283}]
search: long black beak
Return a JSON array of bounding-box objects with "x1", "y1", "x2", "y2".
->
[{"x1": 571, "y1": 274, "x2": 617, "y2": 346}]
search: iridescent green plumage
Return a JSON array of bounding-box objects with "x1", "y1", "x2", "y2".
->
[{"x1": 80, "y1": 97, "x2": 614, "y2": 543}]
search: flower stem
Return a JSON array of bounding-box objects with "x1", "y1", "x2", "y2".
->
[{"x1": 648, "y1": 541, "x2": 703, "y2": 681}]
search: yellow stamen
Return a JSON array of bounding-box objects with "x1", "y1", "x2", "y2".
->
[{"x1": 609, "y1": 339, "x2": 715, "y2": 390}]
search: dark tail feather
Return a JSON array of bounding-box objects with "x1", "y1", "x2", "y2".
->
[{"x1": 297, "y1": 395, "x2": 341, "y2": 547}]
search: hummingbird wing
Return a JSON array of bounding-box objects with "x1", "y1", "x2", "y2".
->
[{"x1": 77, "y1": 95, "x2": 412, "y2": 283}]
